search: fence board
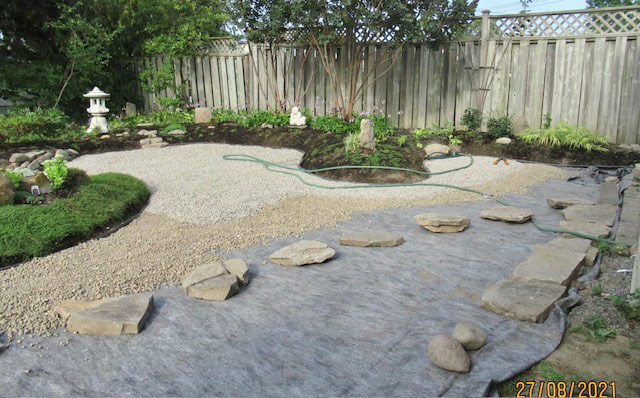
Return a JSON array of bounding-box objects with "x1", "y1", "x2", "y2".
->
[
  {"x1": 441, "y1": 45, "x2": 457, "y2": 124},
  {"x1": 619, "y1": 36, "x2": 640, "y2": 143},
  {"x1": 427, "y1": 48, "x2": 443, "y2": 128}
]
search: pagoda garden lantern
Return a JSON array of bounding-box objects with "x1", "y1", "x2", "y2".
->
[{"x1": 84, "y1": 87, "x2": 110, "y2": 133}]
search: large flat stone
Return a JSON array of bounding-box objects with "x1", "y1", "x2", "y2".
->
[
  {"x1": 270, "y1": 240, "x2": 336, "y2": 266},
  {"x1": 480, "y1": 205, "x2": 533, "y2": 223},
  {"x1": 547, "y1": 198, "x2": 595, "y2": 209},
  {"x1": 186, "y1": 274, "x2": 239, "y2": 301},
  {"x1": 559, "y1": 221, "x2": 611, "y2": 239},
  {"x1": 616, "y1": 221, "x2": 639, "y2": 247},
  {"x1": 512, "y1": 245, "x2": 586, "y2": 286},
  {"x1": 223, "y1": 259, "x2": 249, "y2": 285},
  {"x1": 481, "y1": 279, "x2": 566, "y2": 323},
  {"x1": 54, "y1": 297, "x2": 117, "y2": 322},
  {"x1": 562, "y1": 204, "x2": 618, "y2": 227},
  {"x1": 415, "y1": 213, "x2": 470, "y2": 233},
  {"x1": 182, "y1": 262, "x2": 228, "y2": 289},
  {"x1": 598, "y1": 181, "x2": 619, "y2": 206},
  {"x1": 547, "y1": 237, "x2": 598, "y2": 267},
  {"x1": 66, "y1": 293, "x2": 154, "y2": 335},
  {"x1": 338, "y1": 229, "x2": 405, "y2": 247}
]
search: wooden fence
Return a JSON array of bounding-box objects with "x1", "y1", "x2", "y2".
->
[{"x1": 141, "y1": 6, "x2": 640, "y2": 144}]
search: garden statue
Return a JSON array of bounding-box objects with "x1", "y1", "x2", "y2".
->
[
  {"x1": 359, "y1": 118, "x2": 375, "y2": 151},
  {"x1": 84, "y1": 87, "x2": 110, "y2": 133},
  {"x1": 289, "y1": 106, "x2": 306, "y2": 127}
]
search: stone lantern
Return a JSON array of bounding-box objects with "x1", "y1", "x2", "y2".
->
[{"x1": 84, "y1": 87, "x2": 110, "y2": 133}]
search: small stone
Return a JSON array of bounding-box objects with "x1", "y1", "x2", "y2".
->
[
  {"x1": 425, "y1": 143, "x2": 451, "y2": 158},
  {"x1": 15, "y1": 167, "x2": 36, "y2": 178},
  {"x1": 453, "y1": 321, "x2": 487, "y2": 351},
  {"x1": 223, "y1": 259, "x2": 249, "y2": 285},
  {"x1": 167, "y1": 129, "x2": 186, "y2": 136},
  {"x1": 136, "y1": 123, "x2": 153, "y2": 128},
  {"x1": 195, "y1": 107, "x2": 212, "y2": 124},
  {"x1": 36, "y1": 153, "x2": 54, "y2": 163},
  {"x1": 338, "y1": 229, "x2": 404, "y2": 247},
  {"x1": 495, "y1": 137, "x2": 512, "y2": 145},
  {"x1": 138, "y1": 129, "x2": 150, "y2": 136},
  {"x1": 186, "y1": 274, "x2": 239, "y2": 301},
  {"x1": 559, "y1": 221, "x2": 612, "y2": 239},
  {"x1": 512, "y1": 116, "x2": 530, "y2": 136},
  {"x1": 562, "y1": 205, "x2": 617, "y2": 227},
  {"x1": 9, "y1": 153, "x2": 28, "y2": 163},
  {"x1": 270, "y1": 240, "x2": 336, "y2": 266},
  {"x1": 415, "y1": 213, "x2": 470, "y2": 233},
  {"x1": 142, "y1": 142, "x2": 168, "y2": 149},
  {"x1": 100, "y1": 134, "x2": 110, "y2": 140},
  {"x1": 260, "y1": 123, "x2": 274, "y2": 129},
  {"x1": 359, "y1": 119, "x2": 375, "y2": 151},
  {"x1": 604, "y1": 176, "x2": 619, "y2": 183},
  {"x1": 65, "y1": 293, "x2": 154, "y2": 335},
  {"x1": 55, "y1": 149, "x2": 69, "y2": 160},
  {"x1": 428, "y1": 334, "x2": 470, "y2": 373},
  {"x1": 182, "y1": 262, "x2": 228, "y2": 289},
  {"x1": 547, "y1": 198, "x2": 595, "y2": 209},
  {"x1": 630, "y1": 144, "x2": 640, "y2": 152},
  {"x1": 27, "y1": 160, "x2": 40, "y2": 171},
  {"x1": 480, "y1": 205, "x2": 533, "y2": 223}
]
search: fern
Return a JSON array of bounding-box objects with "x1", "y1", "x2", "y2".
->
[{"x1": 519, "y1": 122, "x2": 609, "y2": 152}]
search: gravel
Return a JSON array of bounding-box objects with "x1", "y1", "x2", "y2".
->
[{"x1": 0, "y1": 143, "x2": 566, "y2": 337}]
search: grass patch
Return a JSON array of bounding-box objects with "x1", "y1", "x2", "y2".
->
[{"x1": 0, "y1": 173, "x2": 149, "y2": 267}]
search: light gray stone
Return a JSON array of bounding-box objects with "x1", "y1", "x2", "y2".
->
[
  {"x1": 495, "y1": 137, "x2": 512, "y2": 145},
  {"x1": 604, "y1": 176, "x2": 619, "y2": 183},
  {"x1": 167, "y1": 129, "x2": 186, "y2": 136},
  {"x1": 359, "y1": 119, "x2": 375, "y2": 151},
  {"x1": 195, "y1": 107, "x2": 212, "y2": 124},
  {"x1": 453, "y1": 321, "x2": 487, "y2": 351},
  {"x1": 260, "y1": 123, "x2": 274, "y2": 129},
  {"x1": 547, "y1": 197, "x2": 595, "y2": 209},
  {"x1": 425, "y1": 143, "x2": 451, "y2": 158},
  {"x1": 55, "y1": 149, "x2": 69, "y2": 160},
  {"x1": 223, "y1": 259, "x2": 249, "y2": 285},
  {"x1": 65, "y1": 293, "x2": 154, "y2": 335},
  {"x1": 9, "y1": 153, "x2": 28, "y2": 163},
  {"x1": 546, "y1": 237, "x2": 592, "y2": 254},
  {"x1": 270, "y1": 240, "x2": 336, "y2": 266},
  {"x1": 512, "y1": 245, "x2": 586, "y2": 286},
  {"x1": 480, "y1": 205, "x2": 533, "y2": 223},
  {"x1": 182, "y1": 262, "x2": 228, "y2": 289},
  {"x1": 338, "y1": 229, "x2": 404, "y2": 247},
  {"x1": 136, "y1": 122, "x2": 153, "y2": 128},
  {"x1": 428, "y1": 334, "x2": 470, "y2": 373},
  {"x1": 630, "y1": 144, "x2": 640, "y2": 152},
  {"x1": 559, "y1": 221, "x2": 612, "y2": 239},
  {"x1": 562, "y1": 204, "x2": 618, "y2": 227},
  {"x1": 598, "y1": 181, "x2": 619, "y2": 206},
  {"x1": 36, "y1": 152, "x2": 54, "y2": 163},
  {"x1": 15, "y1": 167, "x2": 35, "y2": 177},
  {"x1": 142, "y1": 142, "x2": 168, "y2": 149},
  {"x1": 125, "y1": 102, "x2": 137, "y2": 117},
  {"x1": 415, "y1": 213, "x2": 470, "y2": 233},
  {"x1": 100, "y1": 134, "x2": 110, "y2": 140},
  {"x1": 481, "y1": 279, "x2": 566, "y2": 323},
  {"x1": 512, "y1": 115, "x2": 530, "y2": 136},
  {"x1": 185, "y1": 274, "x2": 239, "y2": 301},
  {"x1": 27, "y1": 160, "x2": 40, "y2": 170}
]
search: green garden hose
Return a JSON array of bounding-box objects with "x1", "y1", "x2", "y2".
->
[{"x1": 223, "y1": 153, "x2": 629, "y2": 247}]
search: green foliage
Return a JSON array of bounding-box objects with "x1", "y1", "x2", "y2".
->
[
  {"x1": 160, "y1": 123, "x2": 187, "y2": 135},
  {"x1": 0, "y1": 108, "x2": 71, "y2": 141},
  {"x1": 397, "y1": 135, "x2": 408, "y2": 147},
  {"x1": 311, "y1": 115, "x2": 358, "y2": 136},
  {"x1": 344, "y1": 133, "x2": 360, "y2": 153},
  {"x1": 413, "y1": 121, "x2": 454, "y2": 148},
  {"x1": 0, "y1": 173, "x2": 149, "y2": 266},
  {"x1": 591, "y1": 284, "x2": 604, "y2": 297},
  {"x1": 487, "y1": 113, "x2": 512, "y2": 139},
  {"x1": 572, "y1": 314, "x2": 618, "y2": 342},
  {"x1": 587, "y1": 0, "x2": 639, "y2": 7},
  {"x1": 610, "y1": 289, "x2": 640, "y2": 321},
  {"x1": 448, "y1": 134, "x2": 463, "y2": 147},
  {"x1": 543, "y1": 112, "x2": 553, "y2": 129},
  {"x1": 43, "y1": 156, "x2": 69, "y2": 191},
  {"x1": 1, "y1": 170, "x2": 22, "y2": 190},
  {"x1": 343, "y1": 143, "x2": 407, "y2": 168},
  {"x1": 520, "y1": 122, "x2": 610, "y2": 152},
  {"x1": 462, "y1": 108, "x2": 482, "y2": 132},
  {"x1": 212, "y1": 109, "x2": 289, "y2": 128}
]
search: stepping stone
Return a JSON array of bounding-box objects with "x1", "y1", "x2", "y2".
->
[
  {"x1": 547, "y1": 198, "x2": 595, "y2": 209},
  {"x1": 270, "y1": 240, "x2": 336, "y2": 266},
  {"x1": 224, "y1": 258, "x2": 249, "y2": 285},
  {"x1": 559, "y1": 221, "x2": 611, "y2": 239},
  {"x1": 64, "y1": 293, "x2": 154, "y2": 335},
  {"x1": 415, "y1": 213, "x2": 470, "y2": 233},
  {"x1": 598, "y1": 181, "x2": 619, "y2": 206},
  {"x1": 481, "y1": 279, "x2": 566, "y2": 323},
  {"x1": 182, "y1": 262, "x2": 239, "y2": 301},
  {"x1": 428, "y1": 334, "x2": 470, "y2": 373},
  {"x1": 453, "y1": 321, "x2": 487, "y2": 351},
  {"x1": 480, "y1": 205, "x2": 533, "y2": 223},
  {"x1": 512, "y1": 245, "x2": 586, "y2": 286},
  {"x1": 547, "y1": 237, "x2": 598, "y2": 267},
  {"x1": 338, "y1": 229, "x2": 404, "y2": 247},
  {"x1": 562, "y1": 204, "x2": 618, "y2": 227}
]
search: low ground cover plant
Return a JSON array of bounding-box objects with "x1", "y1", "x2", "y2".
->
[
  {"x1": 0, "y1": 173, "x2": 149, "y2": 267},
  {"x1": 0, "y1": 108, "x2": 83, "y2": 143},
  {"x1": 519, "y1": 122, "x2": 609, "y2": 152}
]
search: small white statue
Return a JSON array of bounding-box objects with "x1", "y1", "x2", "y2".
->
[
  {"x1": 289, "y1": 106, "x2": 306, "y2": 127},
  {"x1": 84, "y1": 87, "x2": 110, "y2": 133}
]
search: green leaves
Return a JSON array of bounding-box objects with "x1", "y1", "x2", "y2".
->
[
  {"x1": 519, "y1": 122, "x2": 609, "y2": 152},
  {"x1": 43, "y1": 155, "x2": 69, "y2": 191}
]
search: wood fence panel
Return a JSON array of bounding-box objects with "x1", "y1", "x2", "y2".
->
[
  {"x1": 490, "y1": 40, "x2": 512, "y2": 118},
  {"x1": 202, "y1": 57, "x2": 213, "y2": 108},
  {"x1": 427, "y1": 48, "x2": 443, "y2": 128},
  {"x1": 441, "y1": 45, "x2": 457, "y2": 124},
  {"x1": 525, "y1": 40, "x2": 546, "y2": 128},
  {"x1": 365, "y1": 45, "x2": 376, "y2": 114},
  {"x1": 388, "y1": 48, "x2": 403, "y2": 126},
  {"x1": 583, "y1": 38, "x2": 606, "y2": 131},
  {"x1": 598, "y1": 39, "x2": 617, "y2": 140},
  {"x1": 619, "y1": 36, "x2": 640, "y2": 143},
  {"x1": 401, "y1": 46, "x2": 415, "y2": 128},
  {"x1": 375, "y1": 47, "x2": 388, "y2": 118}
]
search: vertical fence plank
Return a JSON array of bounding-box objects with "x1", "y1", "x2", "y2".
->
[
  {"x1": 401, "y1": 45, "x2": 416, "y2": 128},
  {"x1": 426, "y1": 48, "x2": 443, "y2": 127},
  {"x1": 605, "y1": 36, "x2": 628, "y2": 141},
  {"x1": 508, "y1": 40, "x2": 529, "y2": 119},
  {"x1": 226, "y1": 57, "x2": 239, "y2": 110},
  {"x1": 490, "y1": 40, "x2": 512, "y2": 119},
  {"x1": 235, "y1": 57, "x2": 247, "y2": 110},
  {"x1": 550, "y1": 39, "x2": 567, "y2": 125},
  {"x1": 365, "y1": 45, "x2": 376, "y2": 114},
  {"x1": 415, "y1": 46, "x2": 429, "y2": 128},
  {"x1": 210, "y1": 57, "x2": 222, "y2": 109},
  {"x1": 526, "y1": 40, "x2": 547, "y2": 128},
  {"x1": 441, "y1": 45, "x2": 457, "y2": 124},
  {"x1": 315, "y1": 47, "x2": 326, "y2": 115},
  {"x1": 195, "y1": 57, "x2": 206, "y2": 107},
  {"x1": 202, "y1": 56, "x2": 214, "y2": 108},
  {"x1": 618, "y1": 37, "x2": 640, "y2": 143},
  {"x1": 375, "y1": 46, "x2": 388, "y2": 118},
  {"x1": 584, "y1": 38, "x2": 606, "y2": 130},
  {"x1": 388, "y1": 48, "x2": 403, "y2": 126},
  {"x1": 598, "y1": 38, "x2": 617, "y2": 140}
]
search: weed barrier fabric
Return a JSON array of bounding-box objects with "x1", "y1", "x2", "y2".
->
[{"x1": 0, "y1": 176, "x2": 600, "y2": 397}]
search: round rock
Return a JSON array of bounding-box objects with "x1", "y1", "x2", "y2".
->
[
  {"x1": 338, "y1": 229, "x2": 404, "y2": 247},
  {"x1": 453, "y1": 321, "x2": 487, "y2": 351},
  {"x1": 428, "y1": 334, "x2": 470, "y2": 373},
  {"x1": 270, "y1": 240, "x2": 336, "y2": 266},
  {"x1": 415, "y1": 213, "x2": 470, "y2": 233}
]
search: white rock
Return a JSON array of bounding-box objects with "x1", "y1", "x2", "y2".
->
[
  {"x1": 428, "y1": 334, "x2": 470, "y2": 373},
  {"x1": 495, "y1": 137, "x2": 512, "y2": 145}
]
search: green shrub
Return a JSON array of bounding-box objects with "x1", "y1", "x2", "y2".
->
[
  {"x1": 212, "y1": 109, "x2": 289, "y2": 128},
  {"x1": 43, "y1": 156, "x2": 68, "y2": 191},
  {"x1": 519, "y1": 122, "x2": 609, "y2": 152},
  {"x1": 1, "y1": 170, "x2": 22, "y2": 189},
  {"x1": 356, "y1": 113, "x2": 395, "y2": 142},
  {"x1": 344, "y1": 142, "x2": 407, "y2": 167},
  {"x1": 344, "y1": 132, "x2": 360, "y2": 153},
  {"x1": 311, "y1": 115, "x2": 357, "y2": 136},
  {"x1": 0, "y1": 108, "x2": 73, "y2": 142},
  {"x1": 462, "y1": 108, "x2": 482, "y2": 132},
  {"x1": 160, "y1": 123, "x2": 187, "y2": 135},
  {"x1": 487, "y1": 113, "x2": 512, "y2": 139},
  {"x1": 0, "y1": 173, "x2": 149, "y2": 266},
  {"x1": 413, "y1": 120, "x2": 454, "y2": 148}
]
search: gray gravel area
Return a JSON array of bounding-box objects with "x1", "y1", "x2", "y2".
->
[{"x1": 0, "y1": 176, "x2": 600, "y2": 397}]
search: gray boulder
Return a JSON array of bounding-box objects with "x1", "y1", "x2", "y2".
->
[
  {"x1": 453, "y1": 321, "x2": 487, "y2": 351},
  {"x1": 9, "y1": 153, "x2": 28, "y2": 163},
  {"x1": 224, "y1": 259, "x2": 250, "y2": 285},
  {"x1": 547, "y1": 198, "x2": 595, "y2": 209},
  {"x1": 428, "y1": 334, "x2": 470, "y2": 373},
  {"x1": 359, "y1": 119, "x2": 375, "y2": 151}
]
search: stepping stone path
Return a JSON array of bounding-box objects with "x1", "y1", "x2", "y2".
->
[
  {"x1": 415, "y1": 213, "x2": 470, "y2": 233},
  {"x1": 547, "y1": 198, "x2": 595, "y2": 209},
  {"x1": 428, "y1": 334, "x2": 470, "y2": 373},
  {"x1": 547, "y1": 237, "x2": 598, "y2": 267},
  {"x1": 453, "y1": 321, "x2": 487, "y2": 351},
  {"x1": 559, "y1": 221, "x2": 612, "y2": 239},
  {"x1": 512, "y1": 245, "x2": 586, "y2": 286},
  {"x1": 481, "y1": 279, "x2": 566, "y2": 323},
  {"x1": 56, "y1": 293, "x2": 154, "y2": 335},
  {"x1": 270, "y1": 240, "x2": 336, "y2": 266},
  {"x1": 562, "y1": 204, "x2": 617, "y2": 227},
  {"x1": 182, "y1": 260, "x2": 249, "y2": 301},
  {"x1": 480, "y1": 205, "x2": 533, "y2": 223},
  {"x1": 338, "y1": 229, "x2": 404, "y2": 247}
]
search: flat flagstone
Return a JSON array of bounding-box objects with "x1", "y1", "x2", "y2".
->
[
  {"x1": 547, "y1": 198, "x2": 595, "y2": 209},
  {"x1": 547, "y1": 237, "x2": 598, "y2": 267},
  {"x1": 559, "y1": 221, "x2": 612, "y2": 239},
  {"x1": 338, "y1": 229, "x2": 404, "y2": 247},
  {"x1": 480, "y1": 205, "x2": 533, "y2": 223},
  {"x1": 415, "y1": 213, "x2": 470, "y2": 233},
  {"x1": 562, "y1": 204, "x2": 618, "y2": 227},
  {"x1": 481, "y1": 279, "x2": 566, "y2": 323},
  {"x1": 182, "y1": 262, "x2": 228, "y2": 289},
  {"x1": 185, "y1": 274, "x2": 239, "y2": 301},
  {"x1": 512, "y1": 245, "x2": 586, "y2": 286},
  {"x1": 270, "y1": 240, "x2": 336, "y2": 266},
  {"x1": 65, "y1": 293, "x2": 154, "y2": 335}
]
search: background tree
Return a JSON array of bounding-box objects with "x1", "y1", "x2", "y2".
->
[{"x1": 587, "y1": 0, "x2": 639, "y2": 6}]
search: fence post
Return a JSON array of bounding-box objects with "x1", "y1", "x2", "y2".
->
[
  {"x1": 477, "y1": 10, "x2": 491, "y2": 110},
  {"x1": 480, "y1": 10, "x2": 490, "y2": 68}
]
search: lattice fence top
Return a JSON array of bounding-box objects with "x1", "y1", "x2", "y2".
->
[
  {"x1": 487, "y1": 6, "x2": 640, "y2": 37},
  {"x1": 194, "y1": 37, "x2": 249, "y2": 56}
]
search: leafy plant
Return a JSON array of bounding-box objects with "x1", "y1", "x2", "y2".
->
[
  {"x1": 519, "y1": 122, "x2": 609, "y2": 152},
  {"x1": 0, "y1": 108, "x2": 71, "y2": 141},
  {"x1": 591, "y1": 284, "x2": 604, "y2": 297},
  {"x1": 575, "y1": 314, "x2": 618, "y2": 342},
  {"x1": 43, "y1": 156, "x2": 69, "y2": 191},
  {"x1": 344, "y1": 132, "x2": 360, "y2": 153},
  {"x1": 448, "y1": 134, "x2": 463, "y2": 147},
  {"x1": 610, "y1": 289, "x2": 640, "y2": 321},
  {"x1": 543, "y1": 112, "x2": 553, "y2": 129},
  {"x1": 311, "y1": 115, "x2": 357, "y2": 136},
  {"x1": 397, "y1": 135, "x2": 408, "y2": 147},
  {"x1": 413, "y1": 120, "x2": 454, "y2": 148},
  {"x1": 160, "y1": 123, "x2": 187, "y2": 135},
  {"x1": 462, "y1": 108, "x2": 482, "y2": 132},
  {"x1": 487, "y1": 113, "x2": 512, "y2": 139},
  {"x1": 2, "y1": 170, "x2": 22, "y2": 189}
]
